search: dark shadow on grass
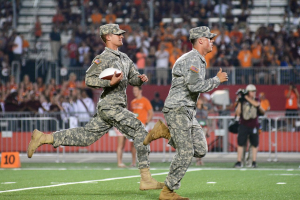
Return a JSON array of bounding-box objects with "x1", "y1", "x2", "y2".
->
[
  {"x1": 1, "y1": 189, "x2": 159, "y2": 199},
  {"x1": 181, "y1": 190, "x2": 233, "y2": 199}
]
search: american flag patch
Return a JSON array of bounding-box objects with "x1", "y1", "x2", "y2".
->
[
  {"x1": 190, "y1": 66, "x2": 199, "y2": 73},
  {"x1": 94, "y1": 59, "x2": 101, "y2": 64}
]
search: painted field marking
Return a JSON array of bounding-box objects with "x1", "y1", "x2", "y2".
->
[
  {"x1": 207, "y1": 182, "x2": 216, "y2": 184},
  {"x1": 1, "y1": 182, "x2": 16, "y2": 184},
  {"x1": 276, "y1": 182, "x2": 287, "y2": 185},
  {"x1": 0, "y1": 171, "x2": 172, "y2": 194}
]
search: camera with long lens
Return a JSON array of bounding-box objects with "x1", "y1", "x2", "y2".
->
[{"x1": 236, "y1": 88, "x2": 247, "y2": 102}]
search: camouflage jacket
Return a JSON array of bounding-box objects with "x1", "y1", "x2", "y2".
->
[
  {"x1": 164, "y1": 48, "x2": 220, "y2": 109},
  {"x1": 85, "y1": 47, "x2": 143, "y2": 109}
]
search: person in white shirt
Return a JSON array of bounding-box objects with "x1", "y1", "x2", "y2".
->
[
  {"x1": 155, "y1": 44, "x2": 169, "y2": 86},
  {"x1": 12, "y1": 32, "x2": 23, "y2": 63},
  {"x1": 74, "y1": 89, "x2": 95, "y2": 126},
  {"x1": 78, "y1": 41, "x2": 90, "y2": 65}
]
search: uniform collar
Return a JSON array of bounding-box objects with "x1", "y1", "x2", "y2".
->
[
  {"x1": 105, "y1": 47, "x2": 121, "y2": 56},
  {"x1": 192, "y1": 48, "x2": 206, "y2": 62}
]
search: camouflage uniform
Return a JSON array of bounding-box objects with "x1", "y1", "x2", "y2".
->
[
  {"x1": 162, "y1": 26, "x2": 220, "y2": 190},
  {"x1": 52, "y1": 24, "x2": 150, "y2": 169}
]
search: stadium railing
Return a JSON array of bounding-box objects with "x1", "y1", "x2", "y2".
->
[
  {"x1": 1, "y1": 112, "x2": 299, "y2": 162},
  {"x1": 53, "y1": 66, "x2": 300, "y2": 85}
]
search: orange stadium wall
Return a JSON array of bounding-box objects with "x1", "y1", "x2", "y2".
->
[{"x1": 124, "y1": 85, "x2": 297, "y2": 111}]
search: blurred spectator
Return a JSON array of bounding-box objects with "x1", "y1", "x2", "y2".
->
[
  {"x1": 38, "y1": 94, "x2": 50, "y2": 114},
  {"x1": 4, "y1": 91, "x2": 19, "y2": 112},
  {"x1": 237, "y1": 44, "x2": 252, "y2": 84},
  {"x1": 259, "y1": 92, "x2": 270, "y2": 111},
  {"x1": 135, "y1": 47, "x2": 146, "y2": 69},
  {"x1": 205, "y1": 45, "x2": 218, "y2": 68},
  {"x1": 53, "y1": 9, "x2": 65, "y2": 30},
  {"x1": 240, "y1": 0, "x2": 253, "y2": 10},
  {"x1": 78, "y1": 41, "x2": 90, "y2": 66},
  {"x1": 90, "y1": 9, "x2": 102, "y2": 26},
  {"x1": 263, "y1": 40, "x2": 275, "y2": 66},
  {"x1": 251, "y1": 39, "x2": 262, "y2": 66},
  {"x1": 20, "y1": 74, "x2": 33, "y2": 94},
  {"x1": 284, "y1": 83, "x2": 299, "y2": 131},
  {"x1": 229, "y1": 25, "x2": 243, "y2": 44},
  {"x1": 238, "y1": 9, "x2": 249, "y2": 28},
  {"x1": 67, "y1": 37, "x2": 78, "y2": 67},
  {"x1": 197, "y1": 7, "x2": 209, "y2": 27},
  {"x1": 50, "y1": 27, "x2": 61, "y2": 62},
  {"x1": 238, "y1": 43, "x2": 252, "y2": 68},
  {"x1": 280, "y1": 55, "x2": 292, "y2": 67},
  {"x1": 60, "y1": 44, "x2": 70, "y2": 67},
  {"x1": 151, "y1": 92, "x2": 164, "y2": 112},
  {"x1": 35, "y1": 76, "x2": 45, "y2": 94},
  {"x1": 214, "y1": 0, "x2": 229, "y2": 16},
  {"x1": 34, "y1": 16, "x2": 42, "y2": 47},
  {"x1": 225, "y1": 8, "x2": 235, "y2": 31},
  {"x1": 105, "y1": 10, "x2": 116, "y2": 23},
  {"x1": 12, "y1": 31, "x2": 22, "y2": 64},
  {"x1": 74, "y1": 89, "x2": 95, "y2": 126},
  {"x1": 155, "y1": 43, "x2": 169, "y2": 86},
  {"x1": 169, "y1": 48, "x2": 180, "y2": 68}
]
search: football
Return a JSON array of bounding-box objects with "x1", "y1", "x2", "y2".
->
[{"x1": 99, "y1": 68, "x2": 122, "y2": 80}]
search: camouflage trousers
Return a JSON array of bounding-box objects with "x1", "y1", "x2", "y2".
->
[
  {"x1": 163, "y1": 106, "x2": 208, "y2": 190},
  {"x1": 52, "y1": 105, "x2": 150, "y2": 169}
]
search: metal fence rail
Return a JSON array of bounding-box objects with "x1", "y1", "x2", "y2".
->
[
  {"x1": 1, "y1": 114, "x2": 299, "y2": 163},
  {"x1": 0, "y1": 117, "x2": 59, "y2": 153},
  {"x1": 52, "y1": 66, "x2": 300, "y2": 86}
]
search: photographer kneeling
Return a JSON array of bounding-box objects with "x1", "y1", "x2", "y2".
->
[{"x1": 234, "y1": 84, "x2": 265, "y2": 168}]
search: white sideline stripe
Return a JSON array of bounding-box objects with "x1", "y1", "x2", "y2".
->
[
  {"x1": 0, "y1": 171, "x2": 171, "y2": 194},
  {"x1": 1, "y1": 167, "x2": 299, "y2": 171}
]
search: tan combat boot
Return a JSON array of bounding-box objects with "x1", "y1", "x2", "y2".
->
[
  {"x1": 159, "y1": 186, "x2": 190, "y2": 200},
  {"x1": 143, "y1": 120, "x2": 171, "y2": 145},
  {"x1": 27, "y1": 129, "x2": 53, "y2": 158},
  {"x1": 139, "y1": 168, "x2": 165, "y2": 190}
]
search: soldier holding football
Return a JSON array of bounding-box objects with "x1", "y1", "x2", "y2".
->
[{"x1": 27, "y1": 24, "x2": 164, "y2": 191}]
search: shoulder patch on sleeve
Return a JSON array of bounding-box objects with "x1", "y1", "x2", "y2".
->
[
  {"x1": 94, "y1": 59, "x2": 101, "y2": 64},
  {"x1": 190, "y1": 66, "x2": 199, "y2": 73}
]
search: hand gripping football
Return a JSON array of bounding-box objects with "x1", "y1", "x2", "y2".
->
[{"x1": 99, "y1": 68, "x2": 122, "y2": 80}]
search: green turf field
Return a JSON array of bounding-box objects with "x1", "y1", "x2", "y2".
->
[{"x1": 1, "y1": 162, "x2": 299, "y2": 200}]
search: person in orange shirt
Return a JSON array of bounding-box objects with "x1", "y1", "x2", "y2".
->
[
  {"x1": 263, "y1": 40, "x2": 275, "y2": 65},
  {"x1": 237, "y1": 44, "x2": 252, "y2": 84},
  {"x1": 285, "y1": 83, "x2": 299, "y2": 130},
  {"x1": 169, "y1": 49, "x2": 180, "y2": 68},
  {"x1": 205, "y1": 45, "x2": 218, "y2": 68},
  {"x1": 105, "y1": 10, "x2": 116, "y2": 23},
  {"x1": 259, "y1": 92, "x2": 270, "y2": 111},
  {"x1": 117, "y1": 86, "x2": 153, "y2": 167},
  {"x1": 136, "y1": 48, "x2": 146, "y2": 69},
  {"x1": 251, "y1": 39, "x2": 262, "y2": 66},
  {"x1": 90, "y1": 9, "x2": 102, "y2": 25},
  {"x1": 229, "y1": 25, "x2": 243, "y2": 44}
]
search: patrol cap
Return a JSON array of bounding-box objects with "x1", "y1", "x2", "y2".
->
[
  {"x1": 189, "y1": 26, "x2": 217, "y2": 40},
  {"x1": 246, "y1": 84, "x2": 256, "y2": 92},
  {"x1": 99, "y1": 24, "x2": 126, "y2": 36}
]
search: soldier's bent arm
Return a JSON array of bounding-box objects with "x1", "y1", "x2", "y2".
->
[
  {"x1": 128, "y1": 61, "x2": 143, "y2": 86},
  {"x1": 184, "y1": 59, "x2": 220, "y2": 93},
  {"x1": 85, "y1": 57, "x2": 112, "y2": 89}
]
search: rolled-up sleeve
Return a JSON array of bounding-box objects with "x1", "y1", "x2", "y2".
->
[
  {"x1": 184, "y1": 59, "x2": 220, "y2": 93},
  {"x1": 85, "y1": 57, "x2": 112, "y2": 88},
  {"x1": 128, "y1": 61, "x2": 143, "y2": 86}
]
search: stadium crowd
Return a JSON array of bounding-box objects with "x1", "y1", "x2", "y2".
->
[{"x1": 0, "y1": 0, "x2": 300, "y2": 113}]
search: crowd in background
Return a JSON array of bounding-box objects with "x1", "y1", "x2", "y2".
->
[
  {"x1": 49, "y1": 0, "x2": 300, "y2": 85},
  {"x1": 0, "y1": 0, "x2": 300, "y2": 114}
]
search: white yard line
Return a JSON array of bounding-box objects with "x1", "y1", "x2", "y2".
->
[
  {"x1": 1, "y1": 168, "x2": 299, "y2": 194},
  {"x1": 0, "y1": 171, "x2": 170, "y2": 194}
]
